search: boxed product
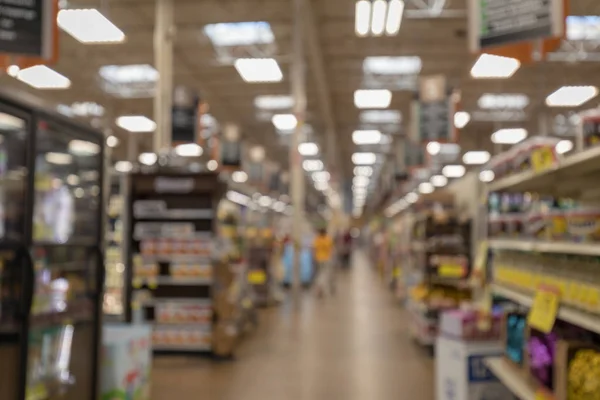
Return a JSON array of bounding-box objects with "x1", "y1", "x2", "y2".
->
[
  {"x1": 439, "y1": 310, "x2": 503, "y2": 341},
  {"x1": 566, "y1": 208, "x2": 600, "y2": 242}
]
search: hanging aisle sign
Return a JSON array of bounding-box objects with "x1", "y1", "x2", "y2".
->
[
  {"x1": 470, "y1": 0, "x2": 565, "y2": 50},
  {"x1": 171, "y1": 86, "x2": 199, "y2": 144},
  {"x1": 418, "y1": 75, "x2": 453, "y2": 143},
  {"x1": 0, "y1": 0, "x2": 57, "y2": 57}
]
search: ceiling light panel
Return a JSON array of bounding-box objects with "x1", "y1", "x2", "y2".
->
[
  {"x1": 431, "y1": 175, "x2": 448, "y2": 187},
  {"x1": 58, "y1": 9, "x2": 125, "y2": 44},
  {"x1": 354, "y1": 89, "x2": 392, "y2": 109},
  {"x1": 352, "y1": 152, "x2": 377, "y2": 165},
  {"x1": 471, "y1": 54, "x2": 520, "y2": 79},
  {"x1": 546, "y1": 86, "x2": 599, "y2": 107},
  {"x1": 139, "y1": 152, "x2": 158, "y2": 166},
  {"x1": 491, "y1": 128, "x2": 528, "y2": 144},
  {"x1": 385, "y1": 0, "x2": 405, "y2": 36},
  {"x1": 354, "y1": 166, "x2": 373, "y2": 177},
  {"x1": 175, "y1": 143, "x2": 203, "y2": 157},
  {"x1": 235, "y1": 58, "x2": 282, "y2": 83},
  {"x1": 355, "y1": 0, "x2": 371, "y2": 36},
  {"x1": 363, "y1": 56, "x2": 421, "y2": 75},
  {"x1": 254, "y1": 95, "x2": 294, "y2": 110},
  {"x1": 299, "y1": 142, "x2": 319, "y2": 156},
  {"x1": 360, "y1": 110, "x2": 401, "y2": 124},
  {"x1": 272, "y1": 114, "x2": 297, "y2": 132},
  {"x1": 566, "y1": 16, "x2": 600, "y2": 41},
  {"x1": 303, "y1": 160, "x2": 323, "y2": 171},
  {"x1": 462, "y1": 151, "x2": 491, "y2": 165},
  {"x1": 454, "y1": 111, "x2": 471, "y2": 129},
  {"x1": 478, "y1": 93, "x2": 530, "y2": 110},
  {"x1": 17, "y1": 66, "x2": 70, "y2": 89},
  {"x1": 442, "y1": 165, "x2": 466, "y2": 178},
  {"x1": 204, "y1": 22, "x2": 274, "y2": 47},
  {"x1": 116, "y1": 116, "x2": 156, "y2": 133},
  {"x1": 98, "y1": 64, "x2": 158, "y2": 98},
  {"x1": 353, "y1": 130, "x2": 383, "y2": 145},
  {"x1": 371, "y1": 0, "x2": 387, "y2": 36}
]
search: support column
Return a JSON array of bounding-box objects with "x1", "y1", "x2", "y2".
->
[
  {"x1": 290, "y1": 0, "x2": 307, "y2": 301},
  {"x1": 153, "y1": 0, "x2": 174, "y2": 153}
]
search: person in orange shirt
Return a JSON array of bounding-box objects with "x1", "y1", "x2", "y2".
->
[{"x1": 313, "y1": 228, "x2": 335, "y2": 297}]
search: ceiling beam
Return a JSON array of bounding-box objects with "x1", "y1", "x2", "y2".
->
[{"x1": 303, "y1": 0, "x2": 342, "y2": 179}]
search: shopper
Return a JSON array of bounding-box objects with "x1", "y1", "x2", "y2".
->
[{"x1": 313, "y1": 228, "x2": 335, "y2": 297}]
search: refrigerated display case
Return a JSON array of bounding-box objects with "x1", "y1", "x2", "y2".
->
[{"x1": 0, "y1": 93, "x2": 105, "y2": 400}]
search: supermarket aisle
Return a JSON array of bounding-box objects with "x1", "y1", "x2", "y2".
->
[{"x1": 151, "y1": 251, "x2": 434, "y2": 400}]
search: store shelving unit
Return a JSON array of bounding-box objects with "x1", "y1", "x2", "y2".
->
[
  {"x1": 489, "y1": 238, "x2": 600, "y2": 256},
  {"x1": 483, "y1": 357, "x2": 538, "y2": 400},
  {"x1": 488, "y1": 143, "x2": 600, "y2": 196},
  {"x1": 125, "y1": 172, "x2": 225, "y2": 354}
]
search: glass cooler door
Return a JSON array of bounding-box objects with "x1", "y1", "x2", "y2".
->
[
  {"x1": 0, "y1": 108, "x2": 32, "y2": 400},
  {"x1": 26, "y1": 119, "x2": 103, "y2": 400}
]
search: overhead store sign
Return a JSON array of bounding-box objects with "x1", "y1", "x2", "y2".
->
[
  {"x1": 418, "y1": 75, "x2": 453, "y2": 143},
  {"x1": 0, "y1": 0, "x2": 57, "y2": 59},
  {"x1": 468, "y1": 0, "x2": 566, "y2": 52},
  {"x1": 171, "y1": 86, "x2": 199, "y2": 143}
]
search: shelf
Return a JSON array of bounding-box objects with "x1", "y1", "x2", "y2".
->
[
  {"x1": 492, "y1": 284, "x2": 600, "y2": 334},
  {"x1": 138, "y1": 254, "x2": 212, "y2": 263},
  {"x1": 153, "y1": 322, "x2": 212, "y2": 329},
  {"x1": 490, "y1": 239, "x2": 600, "y2": 256},
  {"x1": 141, "y1": 298, "x2": 212, "y2": 306},
  {"x1": 152, "y1": 344, "x2": 211, "y2": 352},
  {"x1": 134, "y1": 276, "x2": 213, "y2": 287},
  {"x1": 488, "y1": 145, "x2": 600, "y2": 195},
  {"x1": 484, "y1": 357, "x2": 538, "y2": 400}
]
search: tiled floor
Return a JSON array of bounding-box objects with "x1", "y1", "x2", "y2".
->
[{"x1": 151, "y1": 252, "x2": 434, "y2": 400}]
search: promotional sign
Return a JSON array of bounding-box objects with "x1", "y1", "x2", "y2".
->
[
  {"x1": 0, "y1": 0, "x2": 57, "y2": 59},
  {"x1": 219, "y1": 123, "x2": 241, "y2": 169},
  {"x1": 470, "y1": 0, "x2": 565, "y2": 51},
  {"x1": 418, "y1": 75, "x2": 452, "y2": 143},
  {"x1": 404, "y1": 140, "x2": 426, "y2": 170},
  {"x1": 171, "y1": 86, "x2": 199, "y2": 143}
]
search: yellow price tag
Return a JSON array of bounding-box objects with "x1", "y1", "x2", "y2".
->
[
  {"x1": 248, "y1": 270, "x2": 267, "y2": 284},
  {"x1": 438, "y1": 264, "x2": 466, "y2": 278},
  {"x1": 393, "y1": 267, "x2": 402, "y2": 278},
  {"x1": 528, "y1": 286, "x2": 560, "y2": 334},
  {"x1": 132, "y1": 277, "x2": 143, "y2": 289},
  {"x1": 531, "y1": 147, "x2": 556, "y2": 173},
  {"x1": 147, "y1": 277, "x2": 158, "y2": 289}
]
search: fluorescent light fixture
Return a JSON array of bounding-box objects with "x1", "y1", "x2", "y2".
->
[
  {"x1": 116, "y1": 116, "x2": 156, "y2": 133},
  {"x1": 17, "y1": 66, "x2": 70, "y2": 89},
  {"x1": 426, "y1": 141, "x2": 441, "y2": 155},
  {"x1": 249, "y1": 145, "x2": 266, "y2": 162},
  {"x1": 204, "y1": 22, "x2": 274, "y2": 47},
  {"x1": 462, "y1": 151, "x2": 491, "y2": 165},
  {"x1": 273, "y1": 201, "x2": 286, "y2": 213},
  {"x1": 58, "y1": 9, "x2": 125, "y2": 44},
  {"x1": 471, "y1": 54, "x2": 520, "y2": 79},
  {"x1": 99, "y1": 64, "x2": 158, "y2": 98},
  {"x1": 546, "y1": 86, "x2": 599, "y2": 107},
  {"x1": 354, "y1": 166, "x2": 373, "y2": 176},
  {"x1": 299, "y1": 142, "x2": 319, "y2": 156},
  {"x1": 556, "y1": 140, "x2": 574, "y2": 155},
  {"x1": 272, "y1": 114, "x2": 297, "y2": 131},
  {"x1": 312, "y1": 171, "x2": 330, "y2": 182},
  {"x1": 479, "y1": 170, "x2": 495, "y2": 183},
  {"x1": 385, "y1": 0, "x2": 405, "y2": 36},
  {"x1": 232, "y1": 171, "x2": 248, "y2": 183},
  {"x1": 175, "y1": 143, "x2": 203, "y2": 157},
  {"x1": 454, "y1": 111, "x2": 471, "y2": 129},
  {"x1": 115, "y1": 161, "x2": 133, "y2": 173},
  {"x1": 6, "y1": 64, "x2": 19, "y2": 78},
  {"x1": 315, "y1": 181, "x2": 329, "y2": 191},
  {"x1": 353, "y1": 186, "x2": 368, "y2": 194},
  {"x1": 478, "y1": 93, "x2": 529, "y2": 110},
  {"x1": 234, "y1": 58, "x2": 282, "y2": 83},
  {"x1": 431, "y1": 175, "x2": 448, "y2": 187},
  {"x1": 360, "y1": 110, "x2": 402, "y2": 124},
  {"x1": 139, "y1": 152, "x2": 158, "y2": 166},
  {"x1": 352, "y1": 130, "x2": 383, "y2": 145},
  {"x1": 353, "y1": 176, "x2": 370, "y2": 187},
  {"x1": 0, "y1": 112, "x2": 25, "y2": 130},
  {"x1": 363, "y1": 56, "x2": 422, "y2": 75},
  {"x1": 106, "y1": 135, "x2": 119, "y2": 148},
  {"x1": 355, "y1": 0, "x2": 371, "y2": 36},
  {"x1": 46, "y1": 152, "x2": 72, "y2": 165},
  {"x1": 442, "y1": 165, "x2": 466, "y2": 178},
  {"x1": 352, "y1": 152, "x2": 377, "y2": 165},
  {"x1": 207, "y1": 160, "x2": 219, "y2": 171},
  {"x1": 491, "y1": 128, "x2": 527, "y2": 144},
  {"x1": 303, "y1": 159, "x2": 323, "y2": 171},
  {"x1": 371, "y1": 0, "x2": 387, "y2": 36},
  {"x1": 354, "y1": 89, "x2": 392, "y2": 109},
  {"x1": 418, "y1": 182, "x2": 434, "y2": 194},
  {"x1": 68, "y1": 140, "x2": 100, "y2": 156},
  {"x1": 259, "y1": 196, "x2": 272, "y2": 208},
  {"x1": 254, "y1": 95, "x2": 293, "y2": 110},
  {"x1": 226, "y1": 191, "x2": 250, "y2": 206},
  {"x1": 405, "y1": 192, "x2": 419, "y2": 203}
]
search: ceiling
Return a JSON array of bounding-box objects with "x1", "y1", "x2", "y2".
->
[{"x1": 3, "y1": 0, "x2": 600, "y2": 211}]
